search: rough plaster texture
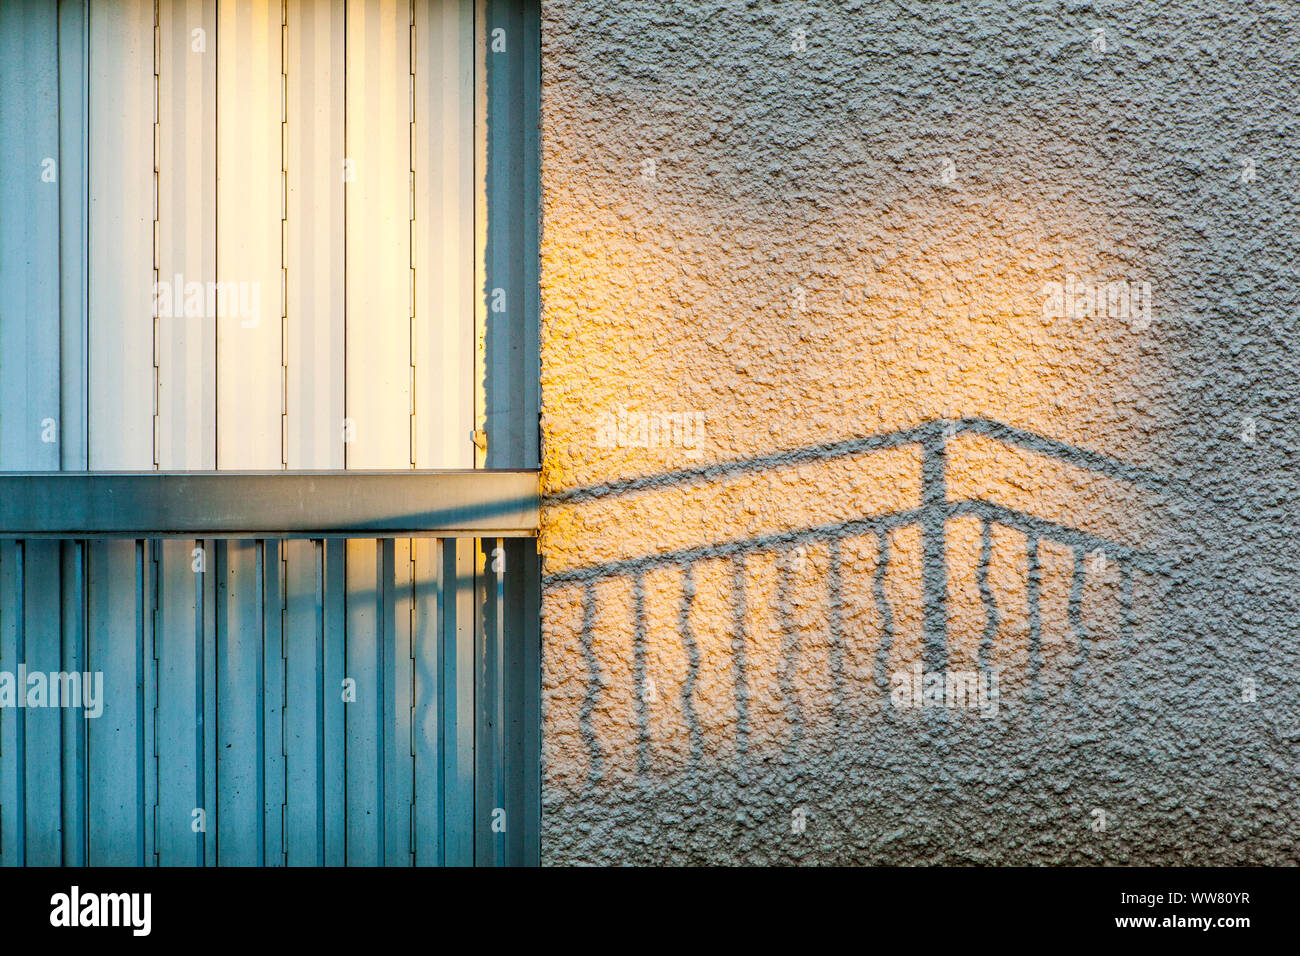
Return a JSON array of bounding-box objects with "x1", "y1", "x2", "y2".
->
[{"x1": 537, "y1": 0, "x2": 1299, "y2": 864}]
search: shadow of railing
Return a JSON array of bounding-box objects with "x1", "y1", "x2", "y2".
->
[{"x1": 543, "y1": 418, "x2": 1174, "y2": 780}]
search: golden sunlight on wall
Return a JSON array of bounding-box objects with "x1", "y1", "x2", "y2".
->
[{"x1": 539, "y1": 107, "x2": 1174, "y2": 798}]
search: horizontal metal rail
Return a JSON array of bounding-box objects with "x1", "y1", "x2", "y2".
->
[{"x1": 0, "y1": 470, "x2": 540, "y2": 538}]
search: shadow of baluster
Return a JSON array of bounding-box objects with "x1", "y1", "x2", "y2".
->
[
  {"x1": 1119, "y1": 562, "x2": 1135, "y2": 704},
  {"x1": 631, "y1": 570, "x2": 648, "y2": 776},
  {"x1": 776, "y1": 553, "x2": 804, "y2": 756},
  {"x1": 977, "y1": 518, "x2": 998, "y2": 678},
  {"x1": 827, "y1": 537, "x2": 847, "y2": 744},
  {"x1": 730, "y1": 555, "x2": 750, "y2": 778},
  {"x1": 677, "y1": 564, "x2": 702, "y2": 766},
  {"x1": 579, "y1": 582, "x2": 603, "y2": 787},
  {"x1": 1069, "y1": 548, "x2": 1090, "y2": 700},
  {"x1": 921, "y1": 422, "x2": 948, "y2": 674},
  {"x1": 1027, "y1": 534, "x2": 1043, "y2": 703},
  {"x1": 872, "y1": 528, "x2": 895, "y2": 699}
]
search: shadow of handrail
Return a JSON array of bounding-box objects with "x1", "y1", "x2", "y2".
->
[
  {"x1": 543, "y1": 418, "x2": 1175, "y2": 784},
  {"x1": 545, "y1": 417, "x2": 1170, "y2": 507}
]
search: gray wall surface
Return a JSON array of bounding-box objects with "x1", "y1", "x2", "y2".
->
[{"x1": 537, "y1": 0, "x2": 1299, "y2": 864}]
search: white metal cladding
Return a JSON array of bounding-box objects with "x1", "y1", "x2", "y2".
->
[
  {"x1": 0, "y1": 0, "x2": 540, "y2": 865},
  {"x1": 14, "y1": 0, "x2": 493, "y2": 472}
]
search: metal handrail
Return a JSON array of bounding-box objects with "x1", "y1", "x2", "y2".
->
[{"x1": 0, "y1": 469, "x2": 540, "y2": 538}]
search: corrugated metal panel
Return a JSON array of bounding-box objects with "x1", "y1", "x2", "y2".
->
[
  {"x1": 385, "y1": 537, "x2": 415, "y2": 864},
  {"x1": 0, "y1": 0, "x2": 540, "y2": 868},
  {"x1": 320, "y1": 538, "x2": 347, "y2": 864},
  {"x1": 475, "y1": 538, "x2": 505, "y2": 865},
  {"x1": 216, "y1": 0, "x2": 284, "y2": 468},
  {"x1": 0, "y1": 1, "x2": 64, "y2": 871},
  {"x1": 415, "y1": 0, "x2": 475, "y2": 468},
  {"x1": 85, "y1": 540, "x2": 148, "y2": 864},
  {"x1": 158, "y1": 0, "x2": 218, "y2": 470},
  {"x1": 58, "y1": 0, "x2": 90, "y2": 473},
  {"x1": 481, "y1": 0, "x2": 540, "y2": 469},
  {"x1": 23, "y1": 542, "x2": 62, "y2": 865},
  {"x1": 283, "y1": 1, "x2": 349, "y2": 870},
  {"x1": 1, "y1": 532, "x2": 533, "y2": 865},
  {"x1": 345, "y1": 0, "x2": 414, "y2": 469},
  {"x1": 215, "y1": 539, "x2": 267, "y2": 864},
  {"x1": 343, "y1": 537, "x2": 382, "y2": 862},
  {"x1": 474, "y1": 537, "x2": 539, "y2": 865},
  {"x1": 410, "y1": 537, "x2": 443, "y2": 864},
  {"x1": 88, "y1": 0, "x2": 155, "y2": 469},
  {"x1": 441, "y1": 537, "x2": 476, "y2": 864},
  {"x1": 156, "y1": 539, "x2": 204, "y2": 865},
  {"x1": 0, "y1": 2, "x2": 61, "y2": 471},
  {"x1": 282, "y1": 538, "x2": 322, "y2": 864},
  {"x1": 0, "y1": 5, "x2": 58, "y2": 471},
  {"x1": 59, "y1": 540, "x2": 89, "y2": 865},
  {"x1": 55, "y1": 3, "x2": 92, "y2": 863},
  {"x1": 285, "y1": 0, "x2": 346, "y2": 470},
  {"x1": 0, "y1": 546, "x2": 21, "y2": 861}
]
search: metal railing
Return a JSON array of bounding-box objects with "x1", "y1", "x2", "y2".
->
[{"x1": 0, "y1": 470, "x2": 540, "y2": 867}]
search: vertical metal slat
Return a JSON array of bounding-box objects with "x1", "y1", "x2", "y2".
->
[
  {"x1": 86, "y1": 540, "x2": 145, "y2": 864},
  {"x1": 59, "y1": 0, "x2": 90, "y2": 473},
  {"x1": 216, "y1": 539, "x2": 264, "y2": 864},
  {"x1": 25, "y1": 541, "x2": 65, "y2": 865},
  {"x1": 384, "y1": 538, "x2": 415, "y2": 864},
  {"x1": 59, "y1": 540, "x2": 89, "y2": 865},
  {"x1": 412, "y1": 536, "x2": 444, "y2": 865},
  {"x1": 321, "y1": 538, "x2": 347, "y2": 864},
  {"x1": 263, "y1": 538, "x2": 286, "y2": 865},
  {"x1": 343, "y1": 538, "x2": 381, "y2": 863},
  {"x1": 0, "y1": 1, "x2": 61, "y2": 473},
  {"x1": 0, "y1": 542, "x2": 25, "y2": 865},
  {"x1": 283, "y1": 538, "x2": 321, "y2": 864},
  {"x1": 443, "y1": 538, "x2": 474, "y2": 864}
]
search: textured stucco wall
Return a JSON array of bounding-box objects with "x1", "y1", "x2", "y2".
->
[{"x1": 537, "y1": 0, "x2": 1299, "y2": 864}]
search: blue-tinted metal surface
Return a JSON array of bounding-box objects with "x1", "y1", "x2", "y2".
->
[
  {"x1": 484, "y1": 0, "x2": 541, "y2": 468},
  {"x1": 0, "y1": 0, "x2": 541, "y2": 868},
  {"x1": 0, "y1": 533, "x2": 538, "y2": 867}
]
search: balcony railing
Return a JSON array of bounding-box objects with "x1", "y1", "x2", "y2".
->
[{"x1": 0, "y1": 469, "x2": 540, "y2": 867}]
